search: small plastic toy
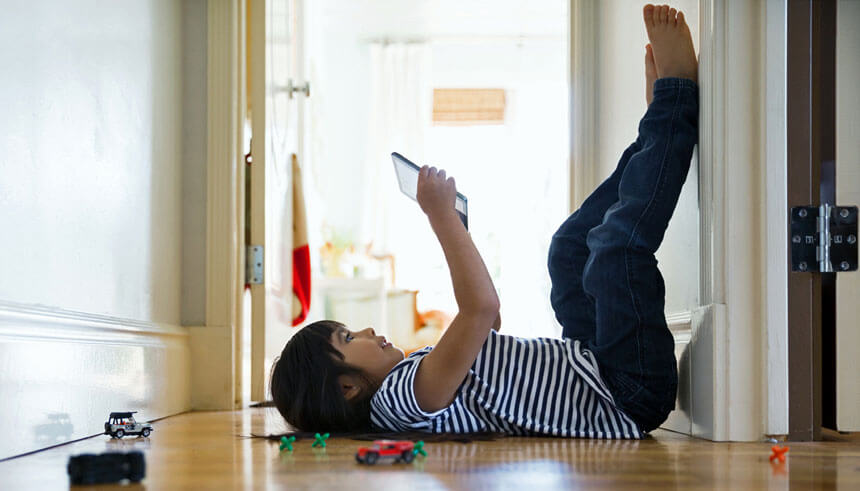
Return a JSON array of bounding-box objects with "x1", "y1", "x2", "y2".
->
[
  {"x1": 67, "y1": 451, "x2": 145, "y2": 485},
  {"x1": 104, "y1": 411, "x2": 153, "y2": 439},
  {"x1": 769, "y1": 445, "x2": 790, "y2": 463},
  {"x1": 279, "y1": 436, "x2": 296, "y2": 451},
  {"x1": 355, "y1": 440, "x2": 416, "y2": 465},
  {"x1": 413, "y1": 440, "x2": 426, "y2": 457},
  {"x1": 312, "y1": 432, "x2": 329, "y2": 448}
]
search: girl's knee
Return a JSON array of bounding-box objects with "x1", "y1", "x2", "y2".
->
[
  {"x1": 551, "y1": 209, "x2": 588, "y2": 240},
  {"x1": 547, "y1": 235, "x2": 589, "y2": 275},
  {"x1": 581, "y1": 247, "x2": 626, "y2": 295}
]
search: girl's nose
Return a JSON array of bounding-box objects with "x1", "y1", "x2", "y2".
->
[{"x1": 361, "y1": 327, "x2": 375, "y2": 337}]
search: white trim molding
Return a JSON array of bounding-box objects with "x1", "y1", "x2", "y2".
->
[
  {"x1": 190, "y1": 0, "x2": 245, "y2": 411},
  {"x1": 696, "y1": 0, "x2": 769, "y2": 441},
  {"x1": 763, "y1": 0, "x2": 788, "y2": 437},
  {"x1": 568, "y1": 0, "x2": 599, "y2": 211},
  {"x1": 666, "y1": 311, "x2": 693, "y2": 334},
  {"x1": 0, "y1": 300, "x2": 189, "y2": 342},
  {"x1": 662, "y1": 311, "x2": 694, "y2": 435},
  {"x1": 0, "y1": 301, "x2": 190, "y2": 460}
]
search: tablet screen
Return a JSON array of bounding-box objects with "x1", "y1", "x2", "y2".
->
[{"x1": 391, "y1": 152, "x2": 468, "y2": 229}]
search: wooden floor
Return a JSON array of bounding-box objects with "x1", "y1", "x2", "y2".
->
[{"x1": 1, "y1": 409, "x2": 858, "y2": 490}]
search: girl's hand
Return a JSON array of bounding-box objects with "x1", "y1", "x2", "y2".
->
[{"x1": 417, "y1": 165, "x2": 457, "y2": 221}]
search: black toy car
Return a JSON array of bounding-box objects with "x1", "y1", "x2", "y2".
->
[
  {"x1": 104, "y1": 411, "x2": 153, "y2": 438},
  {"x1": 67, "y1": 451, "x2": 145, "y2": 485}
]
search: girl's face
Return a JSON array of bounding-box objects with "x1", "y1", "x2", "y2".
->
[{"x1": 330, "y1": 325, "x2": 404, "y2": 383}]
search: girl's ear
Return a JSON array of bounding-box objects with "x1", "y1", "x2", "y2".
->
[{"x1": 338, "y1": 374, "x2": 363, "y2": 401}]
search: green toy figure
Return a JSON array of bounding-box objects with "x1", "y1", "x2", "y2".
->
[
  {"x1": 413, "y1": 441, "x2": 427, "y2": 457},
  {"x1": 312, "y1": 433, "x2": 329, "y2": 448},
  {"x1": 279, "y1": 436, "x2": 296, "y2": 452}
]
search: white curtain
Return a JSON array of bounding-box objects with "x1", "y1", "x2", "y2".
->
[{"x1": 359, "y1": 43, "x2": 432, "y2": 260}]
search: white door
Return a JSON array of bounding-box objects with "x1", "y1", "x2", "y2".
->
[
  {"x1": 835, "y1": 0, "x2": 860, "y2": 431},
  {"x1": 248, "y1": 0, "x2": 306, "y2": 401}
]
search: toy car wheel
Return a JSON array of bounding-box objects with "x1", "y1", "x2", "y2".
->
[
  {"x1": 115, "y1": 429, "x2": 125, "y2": 439},
  {"x1": 141, "y1": 428, "x2": 151, "y2": 438},
  {"x1": 401, "y1": 450, "x2": 414, "y2": 463},
  {"x1": 365, "y1": 452, "x2": 378, "y2": 465}
]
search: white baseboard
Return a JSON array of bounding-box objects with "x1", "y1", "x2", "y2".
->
[
  {"x1": 0, "y1": 300, "x2": 191, "y2": 460},
  {"x1": 662, "y1": 311, "x2": 693, "y2": 435},
  {"x1": 689, "y1": 302, "x2": 730, "y2": 441}
]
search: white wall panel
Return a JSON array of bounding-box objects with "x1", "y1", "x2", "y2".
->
[
  {"x1": 0, "y1": 0, "x2": 197, "y2": 457},
  {"x1": 0, "y1": 0, "x2": 183, "y2": 325}
]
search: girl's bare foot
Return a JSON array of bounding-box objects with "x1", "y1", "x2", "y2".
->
[
  {"x1": 645, "y1": 44, "x2": 657, "y2": 105},
  {"x1": 643, "y1": 4, "x2": 698, "y2": 82}
]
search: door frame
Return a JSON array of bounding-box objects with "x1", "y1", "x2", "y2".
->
[
  {"x1": 189, "y1": 0, "x2": 247, "y2": 410},
  {"x1": 247, "y1": 0, "x2": 300, "y2": 402},
  {"x1": 785, "y1": 0, "x2": 837, "y2": 441}
]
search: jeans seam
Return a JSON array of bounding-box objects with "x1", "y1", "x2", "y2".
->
[{"x1": 622, "y1": 83, "x2": 682, "y2": 385}]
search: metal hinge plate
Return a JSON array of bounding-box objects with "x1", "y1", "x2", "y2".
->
[
  {"x1": 246, "y1": 245, "x2": 264, "y2": 284},
  {"x1": 790, "y1": 205, "x2": 857, "y2": 272}
]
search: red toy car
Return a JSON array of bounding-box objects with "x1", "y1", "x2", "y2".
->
[{"x1": 355, "y1": 440, "x2": 415, "y2": 465}]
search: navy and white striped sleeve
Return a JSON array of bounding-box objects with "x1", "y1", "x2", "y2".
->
[{"x1": 369, "y1": 348, "x2": 455, "y2": 432}]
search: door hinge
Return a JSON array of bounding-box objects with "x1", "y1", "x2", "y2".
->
[
  {"x1": 790, "y1": 204, "x2": 857, "y2": 272},
  {"x1": 246, "y1": 245, "x2": 264, "y2": 284}
]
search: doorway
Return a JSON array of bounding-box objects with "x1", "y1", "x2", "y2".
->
[{"x1": 300, "y1": 0, "x2": 571, "y2": 350}]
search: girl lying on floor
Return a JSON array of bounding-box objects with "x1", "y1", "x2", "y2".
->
[{"x1": 270, "y1": 3, "x2": 699, "y2": 439}]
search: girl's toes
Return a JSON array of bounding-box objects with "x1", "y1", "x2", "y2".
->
[
  {"x1": 669, "y1": 8, "x2": 677, "y2": 24},
  {"x1": 659, "y1": 5, "x2": 669, "y2": 24},
  {"x1": 643, "y1": 4, "x2": 655, "y2": 25}
]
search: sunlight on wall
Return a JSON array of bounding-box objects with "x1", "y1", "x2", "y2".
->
[{"x1": 421, "y1": 42, "x2": 568, "y2": 339}]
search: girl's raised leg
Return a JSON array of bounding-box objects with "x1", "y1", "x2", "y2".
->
[
  {"x1": 548, "y1": 141, "x2": 640, "y2": 342},
  {"x1": 548, "y1": 42, "x2": 660, "y2": 343},
  {"x1": 581, "y1": 4, "x2": 699, "y2": 433}
]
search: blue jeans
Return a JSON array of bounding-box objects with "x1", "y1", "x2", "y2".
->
[{"x1": 547, "y1": 78, "x2": 699, "y2": 433}]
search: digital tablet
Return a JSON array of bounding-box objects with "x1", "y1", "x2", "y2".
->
[{"x1": 391, "y1": 152, "x2": 468, "y2": 230}]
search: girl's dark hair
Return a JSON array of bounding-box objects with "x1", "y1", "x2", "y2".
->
[{"x1": 270, "y1": 320, "x2": 376, "y2": 433}]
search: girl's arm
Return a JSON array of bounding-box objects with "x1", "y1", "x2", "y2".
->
[{"x1": 412, "y1": 166, "x2": 500, "y2": 413}]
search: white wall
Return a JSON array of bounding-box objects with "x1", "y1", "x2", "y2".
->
[
  {"x1": 0, "y1": 0, "x2": 183, "y2": 324},
  {"x1": 0, "y1": 0, "x2": 196, "y2": 459},
  {"x1": 594, "y1": 0, "x2": 700, "y2": 314}
]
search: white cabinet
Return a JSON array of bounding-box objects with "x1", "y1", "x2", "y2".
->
[{"x1": 307, "y1": 277, "x2": 420, "y2": 350}]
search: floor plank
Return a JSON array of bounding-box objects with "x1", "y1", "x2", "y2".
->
[{"x1": 0, "y1": 409, "x2": 858, "y2": 489}]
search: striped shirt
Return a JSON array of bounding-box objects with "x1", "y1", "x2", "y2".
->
[{"x1": 370, "y1": 330, "x2": 642, "y2": 439}]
